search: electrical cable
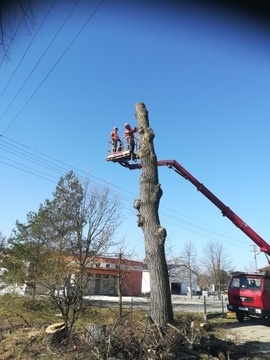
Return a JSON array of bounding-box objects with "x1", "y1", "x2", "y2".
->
[
  {"x1": 0, "y1": 10, "x2": 25, "y2": 67},
  {"x1": 0, "y1": 0, "x2": 57, "y2": 101},
  {"x1": 0, "y1": 155, "x2": 60, "y2": 182},
  {"x1": 0, "y1": 134, "x2": 250, "y2": 249},
  {"x1": 0, "y1": 0, "x2": 105, "y2": 135},
  {"x1": 0, "y1": 0, "x2": 81, "y2": 126}
]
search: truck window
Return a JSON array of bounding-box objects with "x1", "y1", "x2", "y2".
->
[
  {"x1": 249, "y1": 278, "x2": 261, "y2": 290},
  {"x1": 230, "y1": 278, "x2": 240, "y2": 288},
  {"x1": 230, "y1": 277, "x2": 261, "y2": 290},
  {"x1": 240, "y1": 278, "x2": 249, "y2": 288}
]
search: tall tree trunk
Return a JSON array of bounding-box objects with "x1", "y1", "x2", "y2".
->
[{"x1": 134, "y1": 102, "x2": 173, "y2": 326}]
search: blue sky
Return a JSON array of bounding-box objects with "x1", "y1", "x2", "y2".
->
[{"x1": 0, "y1": 0, "x2": 269, "y2": 271}]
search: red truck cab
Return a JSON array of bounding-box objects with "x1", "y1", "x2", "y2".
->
[{"x1": 227, "y1": 272, "x2": 270, "y2": 322}]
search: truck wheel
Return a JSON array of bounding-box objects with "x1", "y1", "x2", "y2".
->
[{"x1": 236, "y1": 312, "x2": 245, "y2": 322}]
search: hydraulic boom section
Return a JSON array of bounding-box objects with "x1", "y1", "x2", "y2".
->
[{"x1": 123, "y1": 159, "x2": 270, "y2": 261}]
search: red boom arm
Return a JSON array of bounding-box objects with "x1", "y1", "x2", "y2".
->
[{"x1": 126, "y1": 159, "x2": 270, "y2": 259}]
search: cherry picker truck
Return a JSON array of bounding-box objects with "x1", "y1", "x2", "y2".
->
[{"x1": 106, "y1": 147, "x2": 270, "y2": 322}]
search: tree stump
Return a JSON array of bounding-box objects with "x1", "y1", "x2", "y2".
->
[
  {"x1": 86, "y1": 323, "x2": 107, "y2": 344},
  {"x1": 45, "y1": 322, "x2": 67, "y2": 344}
]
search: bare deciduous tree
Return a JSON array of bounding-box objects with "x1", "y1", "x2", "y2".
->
[
  {"x1": 133, "y1": 102, "x2": 173, "y2": 326},
  {"x1": 201, "y1": 240, "x2": 232, "y2": 299},
  {"x1": 0, "y1": 0, "x2": 36, "y2": 59},
  {"x1": 3, "y1": 171, "x2": 121, "y2": 339},
  {"x1": 114, "y1": 248, "x2": 132, "y2": 317},
  {"x1": 41, "y1": 172, "x2": 121, "y2": 335},
  {"x1": 178, "y1": 240, "x2": 199, "y2": 298}
]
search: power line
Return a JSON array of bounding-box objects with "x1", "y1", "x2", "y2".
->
[
  {"x1": 0, "y1": 134, "x2": 249, "y2": 249},
  {"x1": 0, "y1": 10, "x2": 25, "y2": 67},
  {"x1": 0, "y1": 134, "x2": 136, "y2": 204},
  {"x1": 0, "y1": 0, "x2": 81, "y2": 126},
  {"x1": 0, "y1": 136, "x2": 71, "y2": 175},
  {"x1": 0, "y1": 0, "x2": 57, "y2": 101},
  {"x1": 0, "y1": 0, "x2": 105, "y2": 135},
  {"x1": 0, "y1": 155, "x2": 60, "y2": 182}
]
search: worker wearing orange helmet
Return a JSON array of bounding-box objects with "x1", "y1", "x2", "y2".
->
[
  {"x1": 110, "y1": 127, "x2": 121, "y2": 153},
  {"x1": 124, "y1": 123, "x2": 137, "y2": 153}
]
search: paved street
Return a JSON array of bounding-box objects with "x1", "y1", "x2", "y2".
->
[
  {"x1": 0, "y1": 285, "x2": 227, "y2": 315},
  {"x1": 84, "y1": 294, "x2": 228, "y2": 315}
]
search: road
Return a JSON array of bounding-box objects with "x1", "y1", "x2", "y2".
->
[
  {"x1": 227, "y1": 317, "x2": 270, "y2": 356},
  {"x1": 84, "y1": 294, "x2": 227, "y2": 315}
]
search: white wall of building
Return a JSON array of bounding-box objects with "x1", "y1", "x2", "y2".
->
[
  {"x1": 141, "y1": 270, "x2": 150, "y2": 294},
  {"x1": 141, "y1": 265, "x2": 198, "y2": 296}
]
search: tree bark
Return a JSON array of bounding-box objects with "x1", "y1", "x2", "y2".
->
[{"x1": 134, "y1": 102, "x2": 173, "y2": 326}]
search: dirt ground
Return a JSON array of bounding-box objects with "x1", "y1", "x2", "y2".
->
[{"x1": 226, "y1": 317, "x2": 270, "y2": 356}]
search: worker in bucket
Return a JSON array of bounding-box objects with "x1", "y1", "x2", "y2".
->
[
  {"x1": 124, "y1": 123, "x2": 137, "y2": 153},
  {"x1": 110, "y1": 127, "x2": 122, "y2": 153}
]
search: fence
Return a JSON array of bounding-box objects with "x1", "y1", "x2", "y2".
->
[{"x1": 85, "y1": 294, "x2": 228, "y2": 318}]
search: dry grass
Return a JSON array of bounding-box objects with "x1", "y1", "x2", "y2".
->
[
  {"x1": 0, "y1": 294, "x2": 266, "y2": 360},
  {"x1": 0, "y1": 294, "x2": 151, "y2": 359}
]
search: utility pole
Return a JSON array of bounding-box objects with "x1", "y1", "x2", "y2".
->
[{"x1": 250, "y1": 244, "x2": 260, "y2": 271}]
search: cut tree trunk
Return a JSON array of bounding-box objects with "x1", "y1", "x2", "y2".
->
[{"x1": 134, "y1": 102, "x2": 173, "y2": 327}]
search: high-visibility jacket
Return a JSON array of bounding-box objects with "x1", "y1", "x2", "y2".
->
[
  {"x1": 124, "y1": 127, "x2": 137, "y2": 138},
  {"x1": 111, "y1": 130, "x2": 119, "y2": 140}
]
